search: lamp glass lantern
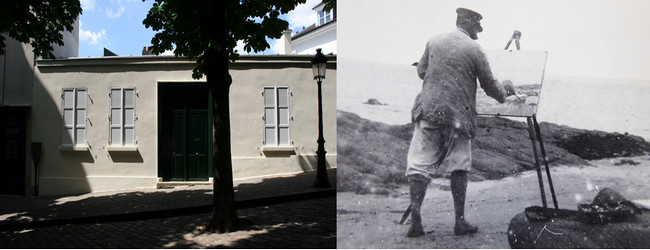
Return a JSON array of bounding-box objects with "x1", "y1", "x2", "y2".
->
[{"x1": 311, "y1": 48, "x2": 327, "y2": 80}]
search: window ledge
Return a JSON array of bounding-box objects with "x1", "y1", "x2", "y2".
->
[
  {"x1": 59, "y1": 145, "x2": 89, "y2": 151},
  {"x1": 106, "y1": 146, "x2": 138, "y2": 152},
  {"x1": 261, "y1": 146, "x2": 295, "y2": 153}
]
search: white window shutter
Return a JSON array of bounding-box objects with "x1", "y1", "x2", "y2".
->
[
  {"x1": 262, "y1": 86, "x2": 291, "y2": 147},
  {"x1": 263, "y1": 87, "x2": 276, "y2": 145},
  {"x1": 75, "y1": 89, "x2": 87, "y2": 146},
  {"x1": 62, "y1": 89, "x2": 88, "y2": 147},
  {"x1": 109, "y1": 87, "x2": 136, "y2": 146},
  {"x1": 124, "y1": 88, "x2": 136, "y2": 146},
  {"x1": 61, "y1": 90, "x2": 74, "y2": 146},
  {"x1": 63, "y1": 90, "x2": 74, "y2": 109},
  {"x1": 277, "y1": 87, "x2": 290, "y2": 146},
  {"x1": 110, "y1": 88, "x2": 122, "y2": 146}
]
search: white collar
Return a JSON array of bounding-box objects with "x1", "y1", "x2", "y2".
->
[{"x1": 457, "y1": 28, "x2": 471, "y2": 37}]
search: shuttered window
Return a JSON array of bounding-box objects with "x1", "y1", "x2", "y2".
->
[
  {"x1": 61, "y1": 88, "x2": 87, "y2": 147},
  {"x1": 263, "y1": 86, "x2": 290, "y2": 146},
  {"x1": 109, "y1": 87, "x2": 136, "y2": 146}
]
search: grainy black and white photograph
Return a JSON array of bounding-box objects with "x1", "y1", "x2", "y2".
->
[{"x1": 336, "y1": 0, "x2": 650, "y2": 248}]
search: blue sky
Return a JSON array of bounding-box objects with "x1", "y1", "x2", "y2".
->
[{"x1": 78, "y1": 0, "x2": 321, "y2": 57}]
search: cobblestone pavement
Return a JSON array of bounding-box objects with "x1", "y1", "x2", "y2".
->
[
  {"x1": 0, "y1": 196, "x2": 335, "y2": 248},
  {"x1": 0, "y1": 169, "x2": 336, "y2": 229}
]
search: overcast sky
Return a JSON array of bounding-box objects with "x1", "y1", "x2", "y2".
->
[
  {"x1": 78, "y1": 0, "x2": 320, "y2": 57},
  {"x1": 339, "y1": 0, "x2": 650, "y2": 81}
]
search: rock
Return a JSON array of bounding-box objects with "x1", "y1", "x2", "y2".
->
[
  {"x1": 336, "y1": 110, "x2": 650, "y2": 195},
  {"x1": 508, "y1": 189, "x2": 650, "y2": 248},
  {"x1": 539, "y1": 123, "x2": 650, "y2": 160},
  {"x1": 363, "y1": 98, "x2": 386, "y2": 105},
  {"x1": 508, "y1": 211, "x2": 650, "y2": 248},
  {"x1": 614, "y1": 159, "x2": 641, "y2": 166}
]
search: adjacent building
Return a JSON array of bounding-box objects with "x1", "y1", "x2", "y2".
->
[{"x1": 278, "y1": 2, "x2": 336, "y2": 55}]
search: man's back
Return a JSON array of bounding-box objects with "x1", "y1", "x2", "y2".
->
[{"x1": 412, "y1": 28, "x2": 506, "y2": 138}]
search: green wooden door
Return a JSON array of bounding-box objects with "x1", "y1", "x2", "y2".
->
[
  {"x1": 170, "y1": 107, "x2": 210, "y2": 181},
  {"x1": 187, "y1": 109, "x2": 209, "y2": 181},
  {"x1": 171, "y1": 109, "x2": 186, "y2": 181}
]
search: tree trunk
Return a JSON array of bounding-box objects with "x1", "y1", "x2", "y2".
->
[{"x1": 204, "y1": 47, "x2": 239, "y2": 233}]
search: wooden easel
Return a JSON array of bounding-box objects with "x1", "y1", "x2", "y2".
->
[
  {"x1": 505, "y1": 31, "x2": 558, "y2": 211},
  {"x1": 526, "y1": 114, "x2": 559, "y2": 211}
]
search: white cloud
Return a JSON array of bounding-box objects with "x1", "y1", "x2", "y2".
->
[
  {"x1": 80, "y1": 28, "x2": 107, "y2": 45},
  {"x1": 234, "y1": 40, "x2": 250, "y2": 55},
  {"x1": 269, "y1": 38, "x2": 284, "y2": 54},
  {"x1": 285, "y1": 0, "x2": 319, "y2": 31},
  {"x1": 80, "y1": 0, "x2": 96, "y2": 11},
  {"x1": 105, "y1": 6, "x2": 125, "y2": 19}
]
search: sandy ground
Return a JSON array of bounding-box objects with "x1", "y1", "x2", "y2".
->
[{"x1": 336, "y1": 155, "x2": 650, "y2": 249}]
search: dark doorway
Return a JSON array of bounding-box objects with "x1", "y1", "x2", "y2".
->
[
  {"x1": 158, "y1": 83, "x2": 212, "y2": 181},
  {"x1": 0, "y1": 107, "x2": 27, "y2": 195}
]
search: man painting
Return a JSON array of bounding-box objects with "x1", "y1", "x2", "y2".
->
[{"x1": 406, "y1": 7, "x2": 515, "y2": 238}]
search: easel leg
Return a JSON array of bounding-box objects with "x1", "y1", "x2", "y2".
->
[
  {"x1": 527, "y1": 117, "x2": 548, "y2": 211},
  {"x1": 533, "y1": 115, "x2": 559, "y2": 209}
]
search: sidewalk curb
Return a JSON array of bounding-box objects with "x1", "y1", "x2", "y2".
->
[{"x1": 0, "y1": 188, "x2": 335, "y2": 232}]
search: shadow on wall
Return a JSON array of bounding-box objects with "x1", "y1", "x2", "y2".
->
[
  {"x1": 296, "y1": 154, "x2": 334, "y2": 173},
  {"x1": 108, "y1": 150, "x2": 144, "y2": 163},
  {"x1": 31, "y1": 66, "x2": 92, "y2": 195}
]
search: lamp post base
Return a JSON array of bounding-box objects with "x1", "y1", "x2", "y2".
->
[
  {"x1": 313, "y1": 174, "x2": 331, "y2": 188},
  {"x1": 313, "y1": 147, "x2": 331, "y2": 188},
  {"x1": 313, "y1": 178, "x2": 331, "y2": 188}
]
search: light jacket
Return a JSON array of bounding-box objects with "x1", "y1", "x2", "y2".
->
[{"x1": 412, "y1": 28, "x2": 508, "y2": 138}]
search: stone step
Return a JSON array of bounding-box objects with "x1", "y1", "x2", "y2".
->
[{"x1": 156, "y1": 178, "x2": 213, "y2": 189}]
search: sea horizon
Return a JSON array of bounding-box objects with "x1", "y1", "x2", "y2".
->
[{"x1": 338, "y1": 59, "x2": 650, "y2": 141}]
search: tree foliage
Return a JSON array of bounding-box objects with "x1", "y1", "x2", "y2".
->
[
  {"x1": 143, "y1": 0, "x2": 305, "y2": 79},
  {"x1": 322, "y1": 0, "x2": 336, "y2": 12},
  {"x1": 0, "y1": 0, "x2": 82, "y2": 58}
]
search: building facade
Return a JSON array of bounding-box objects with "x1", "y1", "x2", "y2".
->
[{"x1": 10, "y1": 54, "x2": 337, "y2": 196}]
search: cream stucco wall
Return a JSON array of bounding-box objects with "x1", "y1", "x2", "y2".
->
[
  {"x1": 229, "y1": 59, "x2": 337, "y2": 178},
  {"x1": 0, "y1": 37, "x2": 35, "y2": 107},
  {"x1": 32, "y1": 55, "x2": 336, "y2": 195}
]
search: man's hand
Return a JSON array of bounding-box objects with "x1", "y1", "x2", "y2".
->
[{"x1": 502, "y1": 80, "x2": 516, "y2": 96}]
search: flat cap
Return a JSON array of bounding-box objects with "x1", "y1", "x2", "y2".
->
[{"x1": 456, "y1": 8, "x2": 482, "y2": 21}]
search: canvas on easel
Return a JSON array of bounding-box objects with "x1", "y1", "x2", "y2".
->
[{"x1": 476, "y1": 50, "x2": 548, "y2": 117}]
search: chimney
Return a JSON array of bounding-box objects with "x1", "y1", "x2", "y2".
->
[
  {"x1": 142, "y1": 46, "x2": 153, "y2": 56},
  {"x1": 279, "y1": 29, "x2": 292, "y2": 55}
]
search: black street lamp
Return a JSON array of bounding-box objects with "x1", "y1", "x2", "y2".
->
[{"x1": 311, "y1": 48, "x2": 331, "y2": 188}]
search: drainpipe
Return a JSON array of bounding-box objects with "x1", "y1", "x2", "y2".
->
[
  {"x1": 31, "y1": 142, "x2": 41, "y2": 196},
  {"x1": 1, "y1": 49, "x2": 6, "y2": 106}
]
